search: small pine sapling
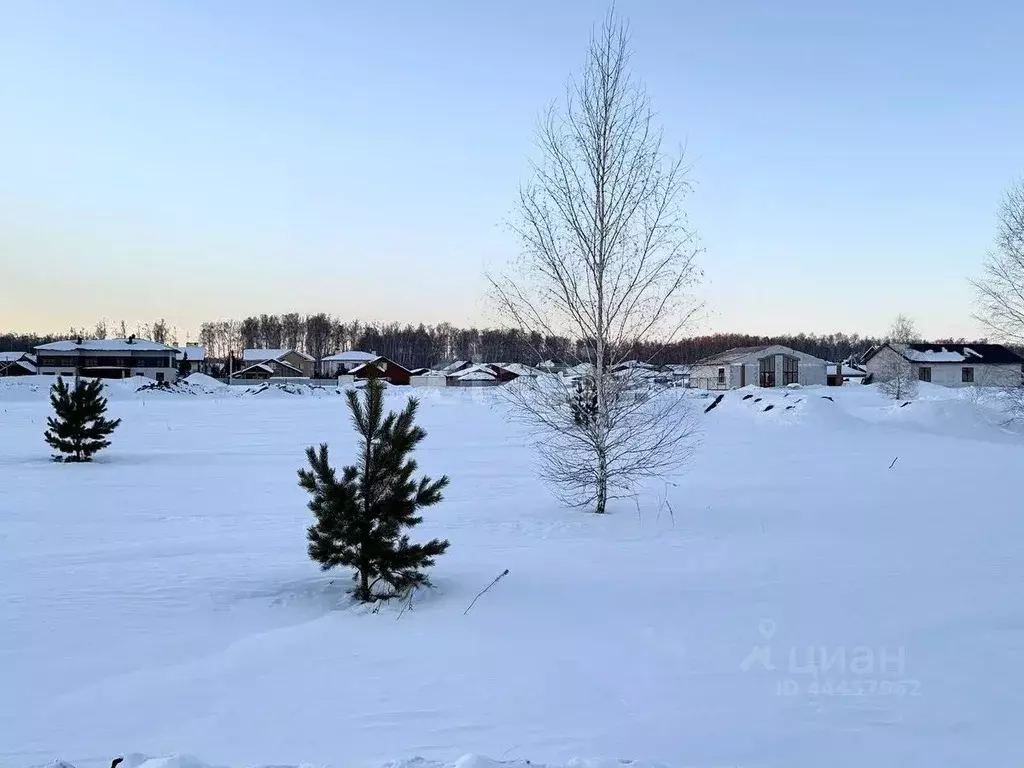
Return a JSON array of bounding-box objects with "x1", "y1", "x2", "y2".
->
[
  {"x1": 44, "y1": 377, "x2": 122, "y2": 462},
  {"x1": 299, "y1": 378, "x2": 450, "y2": 602}
]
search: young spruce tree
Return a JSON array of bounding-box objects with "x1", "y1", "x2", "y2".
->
[
  {"x1": 299, "y1": 378, "x2": 449, "y2": 602},
  {"x1": 44, "y1": 377, "x2": 122, "y2": 462}
]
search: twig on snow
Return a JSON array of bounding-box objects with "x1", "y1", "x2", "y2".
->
[
  {"x1": 464, "y1": 569, "x2": 510, "y2": 615},
  {"x1": 396, "y1": 587, "x2": 418, "y2": 620},
  {"x1": 888, "y1": 456, "x2": 899, "y2": 469}
]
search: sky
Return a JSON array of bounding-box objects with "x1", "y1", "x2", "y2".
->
[{"x1": 1, "y1": 0, "x2": 1022, "y2": 342}]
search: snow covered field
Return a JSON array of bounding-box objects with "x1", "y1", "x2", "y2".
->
[{"x1": 3, "y1": 376, "x2": 1023, "y2": 768}]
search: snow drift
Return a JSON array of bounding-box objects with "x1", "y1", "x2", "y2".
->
[{"x1": 4, "y1": 380, "x2": 1024, "y2": 768}]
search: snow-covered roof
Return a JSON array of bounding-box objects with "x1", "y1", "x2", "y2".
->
[
  {"x1": 565, "y1": 362, "x2": 596, "y2": 375},
  {"x1": 321, "y1": 350, "x2": 378, "y2": 363},
  {"x1": 865, "y1": 343, "x2": 1023, "y2": 366},
  {"x1": 694, "y1": 345, "x2": 828, "y2": 366},
  {"x1": 0, "y1": 358, "x2": 36, "y2": 373},
  {"x1": 827, "y1": 363, "x2": 867, "y2": 376},
  {"x1": 900, "y1": 346, "x2": 966, "y2": 363},
  {"x1": 537, "y1": 359, "x2": 560, "y2": 370},
  {"x1": 232, "y1": 362, "x2": 275, "y2": 376},
  {"x1": 456, "y1": 370, "x2": 498, "y2": 381},
  {"x1": 0, "y1": 351, "x2": 32, "y2": 363},
  {"x1": 35, "y1": 338, "x2": 176, "y2": 353},
  {"x1": 242, "y1": 348, "x2": 314, "y2": 363},
  {"x1": 440, "y1": 360, "x2": 471, "y2": 373},
  {"x1": 450, "y1": 364, "x2": 499, "y2": 379},
  {"x1": 499, "y1": 363, "x2": 539, "y2": 377},
  {"x1": 176, "y1": 346, "x2": 206, "y2": 362}
]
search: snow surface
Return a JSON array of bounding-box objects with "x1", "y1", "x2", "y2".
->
[{"x1": 3, "y1": 379, "x2": 1024, "y2": 768}]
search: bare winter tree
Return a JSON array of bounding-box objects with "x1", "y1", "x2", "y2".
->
[
  {"x1": 971, "y1": 177, "x2": 1024, "y2": 418},
  {"x1": 888, "y1": 314, "x2": 920, "y2": 345},
  {"x1": 305, "y1": 313, "x2": 333, "y2": 373},
  {"x1": 878, "y1": 314, "x2": 919, "y2": 400},
  {"x1": 972, "y1": 177, "x2": 1024, "y2": 344},
  {"x1": 259, "y1": 314, "x2": 283, "y2": 349},
  {"x1": 281, "y1": 312, "x2": 304, "y2": 351},
  {"x1": 94, "y1": 318, "x2": 108, "y2": 339},
  {"x1": 151, "y1": 318, "x2": 169, "y2": 344},
  {"x1": 488, "y1": 11, "x2": 702, "y2": 513}
]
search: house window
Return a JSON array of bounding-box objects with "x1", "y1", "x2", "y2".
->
[
  {"x1": 759, "y1": 356, "x2": 776, "y2": 387},
  {"x1": 918, "y1": 367, "x2": 932, "y2": 383},
  {"x1": 717, "y1": 367, "x2": 725, "y2": 385},
  {"x1": 782, "y1": 356, "x2": 799, "y2": 385},
  {"x1": 962, "y1": 367, "x2": 974, "y2": 383}
]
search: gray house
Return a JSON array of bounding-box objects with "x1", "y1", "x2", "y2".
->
[{"x1": 689, "y1": 345, "x2": 829, "y2": 390}]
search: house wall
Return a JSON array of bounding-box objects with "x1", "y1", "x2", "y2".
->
[
  {"x1": 410, "y1": 375, "x2": 449, "y2": 387},
  {"x1": 689, "y1": 364, "x2": 732, "y2": 389},
  {"x1": 692, "y1": 349, "x2": 826, "y2": 389},
  {"x1": 863, "y1": 347, "x2": 903, "y2": 381},
  {"x1": 36, "y1": 357, "x2": 178, "y2": 383},
  {"x1": 737, "y1": 348, "x2": 827, "y2": 387},
  {"x1": 914, "y1": 362, "x2": 1021, "y2": 388},
  {"x1": 279, "y1": 351, "x2": 313, "y2": 377},
  {"x1": 36, "y1": 367, "x2": 179, "y2": 382}
]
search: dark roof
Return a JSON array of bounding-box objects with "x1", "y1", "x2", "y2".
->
[{"x1": 863, "y1": 342, "x2": 1023, "y2": 365}]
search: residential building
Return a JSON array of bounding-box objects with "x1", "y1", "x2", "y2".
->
[
  {"x1": 690, "y1": 345, "x2": 829, "y2": 389},
  {"x1": 0, "y1": 351, "x2": 37, "y2": 376},
  {"x1": 862, "y1": 343, "x2": 1024, "y2": 388},
  {"x1": 34, "y1": 337, "x2": 179, "y2": 382},
  {"x1": 826, "y1": 362, "x2": 868, "y2": 386},
  {"x1": 240, "y1": 348, "x2": 314, "y2": 378},
  {"x1": 320, "y1": 350, "x2": 379, "y2": 377},
  {"x1": 175, "y1": 346, "x2": 209, "y2": 376},
  {"x1": 338, "y1": 356, "x2": 413, "y2": 386}
]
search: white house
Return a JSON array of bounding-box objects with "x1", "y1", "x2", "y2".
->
[
  {"x1": 862, "y1": 343, "x2": 1024, "y2": 388},
  {"x1": 35, "y1": 337, "x2": 179, "y2": 382},
  {"x1": 689, "y1": 345, "x2": 829, "y2": 390},
  {"x1": 320, "y1": 350, "x2": 378, "y2": 377}
]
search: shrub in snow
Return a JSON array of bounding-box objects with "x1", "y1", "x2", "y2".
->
[
  {"x1": 299, "y1": 378, "x2": 450, "y2": 602},
  {"x1": 43, "y1": 377, "x2": 121, "y2": 462}
]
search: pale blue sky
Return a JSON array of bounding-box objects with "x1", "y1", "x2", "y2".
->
[{"x1": 2, "y1": 0, "x2": 1022, "y2": 340}]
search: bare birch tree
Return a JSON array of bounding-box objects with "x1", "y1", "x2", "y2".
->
[
  {"x1": 489, "y1": 11, "x2": 702, "y2": 514},
  {"x1": 972, "y1": 177, "x2": 1024, "y2": 343},
  {"x1": 971, "y1": 177, "x2": 1024, "y2": 418},
  {"x1": 878, "y1": 314, "x2": 919, "y2": 400}
]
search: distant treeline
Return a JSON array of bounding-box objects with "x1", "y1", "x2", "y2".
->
[{"x1": 0, "y1": 315, "x2": 997, "y2": 369}]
